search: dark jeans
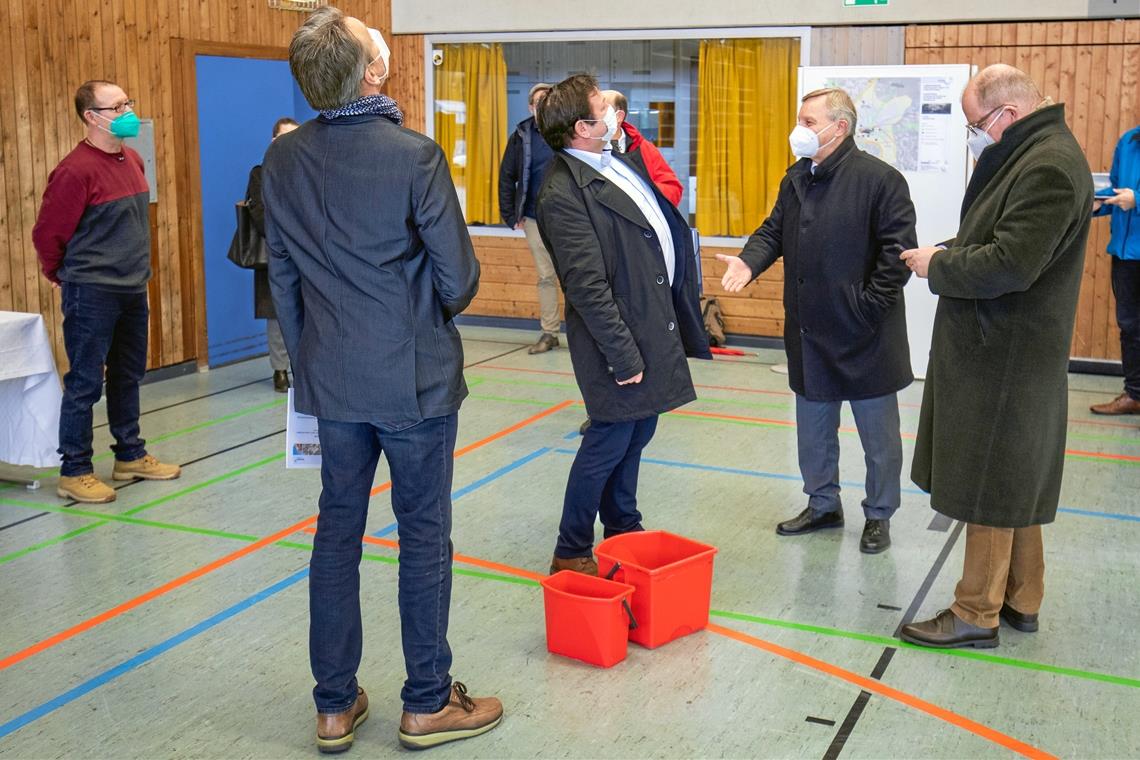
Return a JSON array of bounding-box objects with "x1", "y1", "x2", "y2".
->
[
  {"x1": 795, "y1": 393, "x2": 902, "y2": 521},
  {"x1": 310, "y1": 413, "x2": 457, "y2": 715},
  {"x1": 1112, "y1": 257, "x2": 1140, "y2": 400},
  {"x1": 58, "y1": 283, "x2": 149, "y2": 477},
  {"x1": 555, "y1": 415, "x2": 658, "y2": 559}
]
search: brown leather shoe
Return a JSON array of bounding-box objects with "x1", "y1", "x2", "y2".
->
[
  {"x1": 398, "y1": 682, "x2": 503, "y2": 750},
  {"x1": 1090, "y1": 392, "x2": 1140, "y2": 415},
  {"x1": 900, "y1": 609, "x2": 998, "y2": 649},
  {"x1": 549, "y1": 555, "x2": 598, "y2": 576},
  {"x1": 316, "y1": 686, "x2": 369, "y2": 754},
  {"x1": 527, "y1": 333, "x2": 559, "y2": 354}
]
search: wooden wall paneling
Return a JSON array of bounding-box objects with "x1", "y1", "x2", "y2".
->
[
  {"x1": 32, "y1": 1, "x2": 62, "y2": 360},
  {"x1": 0, "y1": 1, "x2": 18, "y2": 314},
  {"x1": 12, "y1": 3, "x2": 38, "y2": 334},
  {"x1": 389, "y1": 35, "x2": 426, "y2": 133}
]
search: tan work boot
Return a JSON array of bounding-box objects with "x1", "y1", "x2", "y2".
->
[
  {"x1": 316, "y1": 686, "x2": 369, "y2": 754},
  {"x1": 549, "y1": 555, "x2": 598, "y2": 576},
  {"x1": 112, "y1": 454, "x2": 181, "y2": 481},
  {"x1": 57, "y1": 473, "x2": 116, "y2": 503},
  {"x1": 398, "y1": 682, "x2": 503, "y2": 750}
]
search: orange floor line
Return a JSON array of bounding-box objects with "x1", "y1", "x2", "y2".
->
[
  {"x1": 312, "y1": 532, "x2": 1056, "y2": 759},
  {"x1": 3, "y1": 401, "x2": 574, "y2": 673},
  {"x1": 0, "y1": 514, "x2": 319, "y2": 672},
  {"x1": 707, "y1": 623, "x2": 1057, "y2": 760}
]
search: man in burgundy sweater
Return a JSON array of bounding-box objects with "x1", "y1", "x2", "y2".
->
[{"x1": 32, "y1": 80, "x2": 180, "y2": 504}]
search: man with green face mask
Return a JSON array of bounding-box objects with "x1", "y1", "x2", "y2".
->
[{"x1": 32, "y1": 79, "x2": 181, "y2": 504}]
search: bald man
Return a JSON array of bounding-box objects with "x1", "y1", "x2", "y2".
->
[
  {"x1": 899, "y1": 65, "x2": 1093, "y2": 649},
  {"x1": 601, "y1": 90, "x2": 684, "y2": 206}
]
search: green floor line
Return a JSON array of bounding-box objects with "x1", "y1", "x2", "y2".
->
[
  {"x1": 26, "y1": 397, "x2": 288, "y2": 477},
  {"x1": 0, "y1": 452, "x2": 285, "y2": 566},
  {"x1": 709, "y1": 609, "x2": 1140, "y2": 689},
  {"x1": 4, "y1": 498, "x2": 1132, "y2": 692}
]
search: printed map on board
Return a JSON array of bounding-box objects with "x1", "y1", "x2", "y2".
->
[{"x1": 826, "y1": 77, "x2": 921, "y2": 171}]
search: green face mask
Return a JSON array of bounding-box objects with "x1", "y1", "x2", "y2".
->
[{"x1": 97, "y1": 110, "x2": 140, "y2": 139}]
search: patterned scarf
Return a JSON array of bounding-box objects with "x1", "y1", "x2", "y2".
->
[{"x1": 319, "y1": 94, "x2": 404, "y2": 126}]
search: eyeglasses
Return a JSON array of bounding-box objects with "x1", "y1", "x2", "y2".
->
[
  {"x1": 89, "y1": 99, "x2": 135, "y2": 114},
  {"x1": 965, "y1": 104, "x2": 1006, "y2": 137}
]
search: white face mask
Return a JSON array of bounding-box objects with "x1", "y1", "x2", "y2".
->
[
  {"x1": 367, "y1": 28, "x2": 390, "y2": 84},
  {"x1": 579, "y1": 105, "x2": 618, "y2": 142},
  {"x1": 788, "y1": 121, "x2": 839, "y2": 159},
  {"x1": 966, "y1": 107, "x2": 1006, "y2": 161}
]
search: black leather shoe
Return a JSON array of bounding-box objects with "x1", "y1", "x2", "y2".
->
[
  {"x1": 1000, "y1": 602, "x2": 1039, "y2": 633},
  {"x1": 528, "y1": 333, "x2": 559, "y2": 354},
  {"x1": 776, "y1": 506, "x2": 844, "y2": 536},
  {"x1": 273, "y1": 370, "x2": 290, "y2": 393},
  {"x1": 860, "y1": 519, "x2": 891, "y2": 554},
  {"x1": 579, "y1": 418, "x2": 591, "y2": 435},
  {"x1": 900, "y1": 609, "x2": 999, "y2": 649}
]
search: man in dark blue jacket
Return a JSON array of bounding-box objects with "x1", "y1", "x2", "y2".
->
[
  {"x1": 718, "y1": 87, "x2": 916, "y2": 555},
  {"x1": 1089, "y1": 126, "x2": 1140, "y2": 416},
  {"x1": 263, "y1": 7, "x2": 501, "y2": 753},
  {"x1": 498, "y1": 83, "x2": 560, "y2": 354}
]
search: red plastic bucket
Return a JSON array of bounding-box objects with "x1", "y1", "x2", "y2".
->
[
  {"x1": 595, "y1": 530, "x2": 718, "y2": 649},
  {"x1": 540, "y1": 570, "x2": 637, "y2": 668}
]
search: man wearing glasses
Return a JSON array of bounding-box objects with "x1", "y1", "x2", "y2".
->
[
  {"x1": 32, "y1": 80, "x2": 180, "y2": 504},
  {"x1": 899, "y1": 65, "x2": 1093, "y2": 649}
]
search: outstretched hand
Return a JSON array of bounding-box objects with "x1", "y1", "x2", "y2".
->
[{"x1": 715, "y1": 254, "x2": 753, "y2": 293}]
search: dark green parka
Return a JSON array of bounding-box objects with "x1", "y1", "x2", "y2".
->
[{"x1": 911, "y1": 105, "x2": 1093, "y2": 528}]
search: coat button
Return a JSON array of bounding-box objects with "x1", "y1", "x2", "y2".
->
[
  {"x1": 797, "y1": 277, "x2": 805, "y2": 285},
  {"x1": 656, "y1": 275, "x2": 665, "y2": 285},
  {"x1": 800, "y1": 327, "x2": 808, "y2": 335},
  {"x1": 668, "y1": 321, "x2": 675, "y2": 331},
  {"x1": 643, "y1": 230, "x2": 653, "y2": 238}
]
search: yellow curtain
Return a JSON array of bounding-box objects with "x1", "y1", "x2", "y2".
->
[
  {"x1": 433, "y1": 43, "x2": 507, "y2": 224},
  {"x1": 696, "y1": 38, "x2": 800, "y2": 237}
]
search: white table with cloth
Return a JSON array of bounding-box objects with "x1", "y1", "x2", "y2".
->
[{"x1": 0, "y1": 311, "x2": 62, "y2": 481}]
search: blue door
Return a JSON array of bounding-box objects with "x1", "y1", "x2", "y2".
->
[{"x1": 196, "y1": 55, "x2": 317, "y2": 367}]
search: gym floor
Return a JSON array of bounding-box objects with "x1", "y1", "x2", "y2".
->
[{"x1": 0, "y1": 325, "x2": 1136, "y2": 759}]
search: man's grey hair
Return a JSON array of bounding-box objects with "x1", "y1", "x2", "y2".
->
[
  {"x1": 971, "y1": 64, "x2": 1044, "y2": 110},
  {"x1": 289, "y1": 6, "x2": 366, "y2": 110},
  {"x1": 528, "y1": 82, "x2": 552, "y2": 105},
  {"x1": 802, "y1": 87, "x2": 858, "y2": 134}
]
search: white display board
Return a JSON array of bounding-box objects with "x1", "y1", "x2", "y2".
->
[{"x1": 798, "y1": 64, "x2": 973, "y2": 378}]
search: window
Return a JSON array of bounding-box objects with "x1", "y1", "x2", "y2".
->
[{"x1": 428, "y1": 31, "x2": 805, "y2": 238}]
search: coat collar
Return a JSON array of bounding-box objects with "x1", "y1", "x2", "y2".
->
[
  {"x1": 961, "y1": 104, "x2": 1069, "y2": 221},
  {"x1": 556, "y1": 150, "x2": 652, "y2": 229}
]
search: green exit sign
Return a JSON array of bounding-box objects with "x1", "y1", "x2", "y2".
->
[{"x1": 844, "y1": 0, "x2": 888, "y2": 5}]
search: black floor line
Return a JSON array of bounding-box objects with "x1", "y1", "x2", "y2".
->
[
  {"x1": 464, "y1": 345, "x2": 528, "y2": 368},
  {"x1": 822, "y1": 521, "x2": 964, "y2": 759},
  {"x1": 93, "y1": 377, "x2": 270, "y2": 430},
  {"x1": 0, "y1": 428, "x2": 287, "y2": 533}
]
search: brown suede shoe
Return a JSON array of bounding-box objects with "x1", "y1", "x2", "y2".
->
[
  {"x1": 57, "y1": 473, "x2": 116, "y2": 503},
  {"x1": 549, "y1": 555, "x2": 598, "y2": 576},
  {"x1": 316, "y1": 686, "x2": 369, "y2": 754},
  {"x1": 112, "y1": 454, "x2": 182, "y2": 481},
  {"x1": 527, "y1": 333, "x2": 559, "y2": 354},
  {"x1": 1090, "y1": 392, "x2": 1140, "y2": 415},
  {"x1": 398, "y1": 682, "x2": 503, "y2": 750}
]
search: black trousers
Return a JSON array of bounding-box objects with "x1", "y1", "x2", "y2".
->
[{"x1": 1112, "y1": 257, "x2": 1140, "y2": 400}]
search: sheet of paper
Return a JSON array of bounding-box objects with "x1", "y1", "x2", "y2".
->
[{"x1": 285, "y1": 388, "x2": 322, "y2": 469}]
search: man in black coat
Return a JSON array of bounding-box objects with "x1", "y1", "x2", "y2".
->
[
  {"x1": 718, "y1": 87, "x2": 916, "y2": 554},
  {"x1": 534, "y1": 74, "x2": 711, "y2": 576},
  {"x1": 498, "y1": 82, "x2": 560, "y2": 354},
  {"x1": 243, "y1": 116, "x2": 298, "y2": 393},
  {"x1": 263, "y1": 8, "x2": 501, "y2": 753}
]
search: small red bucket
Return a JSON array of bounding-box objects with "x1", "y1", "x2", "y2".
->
[
  {"x1": 540, "y1": 570, "x2": 638, "y2": 668},
  {"x1": 595, "y1": 530, "x2": 718, "y2": 649}
]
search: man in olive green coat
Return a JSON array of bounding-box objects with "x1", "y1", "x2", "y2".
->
[{"x1": 898, "y1": 64, "x2": 1093, "y2": 649}]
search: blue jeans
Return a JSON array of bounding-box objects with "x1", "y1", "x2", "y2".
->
[
  {"x1": 795, "y1": 393, "x2": 902, "y2": 520},
  {"x1": 555, "y1": 416, "x2": 658, "y2": 559},
  {"x1": 1112, "y1": 257, "x2": 1140, "y2": 400},
  {"x1": 310, "y1": 413, "x2": 457, "y2": 715},
  {"x1": 58, "y1": 283, "x2": 149, "y2": 477}
]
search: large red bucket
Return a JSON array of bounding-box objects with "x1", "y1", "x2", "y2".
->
[
  {"x1": 540, "y1": 570, "x2": 638, "y2": 668},
  {"x1": 595, "y1": 530, "x2": 718, "y2": 649}
]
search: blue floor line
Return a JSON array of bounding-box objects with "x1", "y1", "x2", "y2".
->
[
  {"x1": 551, "y1": 449, "x2": 1138, "y2": 525},
  {"x1": 0, "y1": 569, "x2": 310, "y2": 740},
  {"x1": 0, "y1": 447, "x2": 553, "y2": 739}
]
